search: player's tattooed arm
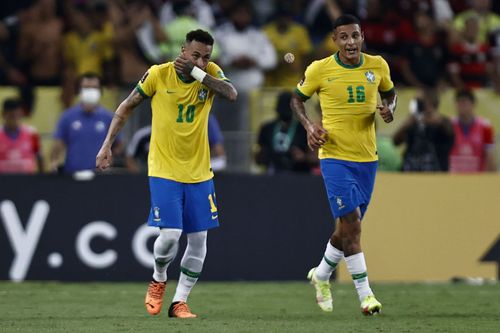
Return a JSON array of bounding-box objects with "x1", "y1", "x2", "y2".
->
[
  {"x1": 290, "y1": 92, "x2": 328, "y2": 151},
  {"x1": 378, "y1": 89, "x2": 397, "y2": 123},
  {"x1": 202, "y1": 75, "x2": 238, "y2": 102},
  {"x1": 96, "y1": 88, "x2": 145, "y2": 170},
  {"x1": 174, "y1": 55, "x2": 237, "y2": 101}
]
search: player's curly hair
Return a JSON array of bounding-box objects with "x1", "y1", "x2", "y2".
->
[{"x1": 186, "y1": 29, "x2": 214, "y2": 46}]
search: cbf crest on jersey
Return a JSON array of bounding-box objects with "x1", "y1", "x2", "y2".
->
[
  {"x1": 198, "y1": 88, "x2": 208, "y2": 101},
  {"x1": 365, "y1": 70, "x2": 376, "y2": 83}
]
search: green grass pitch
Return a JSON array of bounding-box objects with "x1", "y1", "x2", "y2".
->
[{"x1": 1, "y1": 281, "x2": 499, "y2": 332}]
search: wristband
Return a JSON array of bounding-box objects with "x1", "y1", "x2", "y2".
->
[{"x1": 190, "y1": 66, "x2": 207, "y2": 82}]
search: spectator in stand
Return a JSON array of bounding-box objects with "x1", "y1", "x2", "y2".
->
[
  {"x1": 61, "y1": 3, "x2": 114, "y2": 107},
  {"x1": 255, "y1": 91, "x2": 317, "y2": 174},
  {"x1": 160, "y1": 0, "x2": 219, "y2": 62},
  {"x1": 126, "y1": 114, "x2": 227, "y2": 173},
  {"x1": 392, "y1": 0, "x2": 454, "y2": 28},
  {"x1": 0, "y1": 98, "x2": 43, "y2": 174},
  {"x1": 214, "y1": 1, "x2": 276, "y2": 131},
  {"x1": 263, "y1": 2, "x2": 312, "y2": 88},
  {"x1": 90, "y1": 1, "x2": 116, "y2": 85},
  {"x1": 214, "y1": 1, "x2": 276, "y2": 171},
  {"x1": 305, "y1": 0, "x2": 357, "y2": 45},
  {"x1": 400, "y1": 10, "x2": 449, "y2": 89},
  {"x1": 51, "y1": 73, "x2": 122, "y2": 174},
  {"x1": 110, "y1": 0, "x2": 167, "y2": 142},
  {"x1": 17, "y1": 0, "x2": 63, "y2": 86},
  {"x1": 393, "y1": 89, "x2": 455, "y2": 172},
  {"x1": 0, "y1": 7, "x2": 30, "y2": 86},
  {"x1": 361, "y1": 0, "x2": 415, "y2": 84},
  {"x1": 160, "y1": 0, "x2": 215, "y2": 29},
  {"x1": 207, "y1": 0, "x2": 235, "y2": 26},
  {"x1": 448, "y1": 14, "x2": 492, "y2": 89},
  {"x1": 449, "y1": 89, "x2": 496, "y2": 172},
  {"x1": 453, "y1": 0, "x2": 500, "y2": 43}
]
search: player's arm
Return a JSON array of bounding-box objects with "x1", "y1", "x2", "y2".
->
[
  {"x1": 202, "y1": 74, "x2": 238, "y2": 102},
  {"x1": 96, "y1": 89, "x2": 145, "y2": 170},
  {"x1": 290, "y1": 92, "x2": 327, "y2": 151},
  {"x1": 174, "y1": 56, "x2": 237, "y2": 101},
  {"x1": 378, "y1": 89, "x2": 397, "y2": 123}
]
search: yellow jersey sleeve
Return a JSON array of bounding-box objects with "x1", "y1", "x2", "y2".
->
[
  {"x1": 206, "y1": 62, "x2": 230, "y2": 81},
  {"x1": 136, "y1": 65, "x2": 159, "y2": 98},
  {"x1": 378, "y1": 57, "x2": 394, "y2": 93},
  {"x1": 295, "y1": 61, "x2": 321, "y2": 100}
]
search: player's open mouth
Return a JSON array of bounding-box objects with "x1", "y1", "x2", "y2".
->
[{"x1": 346, "y1": 48, "x2": 358, "y2": 55}]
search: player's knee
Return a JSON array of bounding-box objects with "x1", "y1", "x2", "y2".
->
[
  {"x1": 341, "y1": 223, "x2": 361, "y2": 243},
  {"x1": 155, "y1": 228, "x2": 182, "y2": 255}
]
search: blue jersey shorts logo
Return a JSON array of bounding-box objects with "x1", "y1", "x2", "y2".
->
[{"x1": 153, "y1": 207, "x2": 161, "y2": 222}]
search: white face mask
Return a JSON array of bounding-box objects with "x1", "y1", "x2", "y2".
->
[{"x1": 80, "y1": 88, "x2": 101, "y2": 106}]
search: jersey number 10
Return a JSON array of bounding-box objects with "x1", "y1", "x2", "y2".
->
[
  {"x1": 176, "y1": 104, "x2": 196, "y2": 123},
  {"x1": 347, "y1": 85, "x2": 365, "y2": 103}
]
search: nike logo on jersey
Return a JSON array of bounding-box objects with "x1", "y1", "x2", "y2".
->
[
  {"x1": 211, "y1": 215, "x2": 218, "y2": 220},
  {"x1": 327, "y1": 77, "x2": 337, "y2": 82},
  {"x1": 166, "y1": 90, "x2": 175, "y2": 94}
]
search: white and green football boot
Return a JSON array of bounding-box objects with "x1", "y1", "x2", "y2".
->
[
  {"x1": 307, "y1": 267, "x2": 333, "y2": 312},
  {"x1": 361, "y1": 295, "x2": 382, "y2": 315}
]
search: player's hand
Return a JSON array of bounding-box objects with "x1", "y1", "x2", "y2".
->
[
  {"x1": 377, "y1": 104, "x2": 394, "y2": 123},
  {"x1": 305, "y1": 123, "x2": 328, "y2": 151},
  {"x1": 174, "y1": 55, "x2": 194, "y2": 77},
  {"x1": 96, "y1": 145, "x2": 113, "y2": 171}
]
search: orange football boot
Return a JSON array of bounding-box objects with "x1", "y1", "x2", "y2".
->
[
  {"x1": 168, "y1": 301, "x2": 197, "y2": 318},
  {"x1": 145, "y1": 280, "x2": 166, "y2": 315}
]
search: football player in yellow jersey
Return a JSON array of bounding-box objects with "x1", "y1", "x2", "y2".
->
[
  {"x1": 96, "y1": 30, "x2": 237, "y2": 318},
  {"x1": 291, "y1": 15, "x2": 397, "y2": 315}
]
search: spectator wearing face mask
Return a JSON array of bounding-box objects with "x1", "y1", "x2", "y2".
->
[
  {"x1": 255, "y1": 91, "x2": 317, "y2": 174},
  {"x1": 50, "y1": 72, "x2": 122, "y2": 173}
]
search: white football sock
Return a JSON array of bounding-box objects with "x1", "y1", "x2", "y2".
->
[
  {"x1": 345, "y1": 252, "x2": 373, "y2": 302},
  {"x1": 315, "y1": 241, "x2": 344, "y2": 281},
  {"x1": 152, "y1": 228, "x2": 182, "y2": 282},
  {"x1": 172, "y1": 231, "x2": 207, "y2": 303}
]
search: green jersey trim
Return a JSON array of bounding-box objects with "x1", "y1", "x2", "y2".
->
[
  {"x1": 294, "y1": 88, "x2": 310, "y2": 101},
  {"x1": 135, "y1": 85, "x2": 150, "y2": 98},
  {"x1": 334, "y1": 52, "x2": 364, "y2": 69}
]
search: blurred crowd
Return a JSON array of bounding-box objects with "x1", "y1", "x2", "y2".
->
[{"x1": 0, "y1": 0, "x2": 498, "y2": 175}]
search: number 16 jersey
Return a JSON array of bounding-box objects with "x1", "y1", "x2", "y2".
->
[
  {"x1": 295, "y1": 52, "x2": 394, "y2": 162},
  {"x1": 136, "y1": 62, "x2": 229, "y2": 183}
]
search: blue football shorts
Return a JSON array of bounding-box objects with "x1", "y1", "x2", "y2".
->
[
  {"x1": 147, "y1": 177, "x2": 219, "y2": 233},
  {"x1": 320, "y1": 158, "x2": 378, "y2": 220}
]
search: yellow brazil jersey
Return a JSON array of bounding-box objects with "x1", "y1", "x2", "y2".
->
[
  {"x1": 136, "y1": 62, "x2": 228, "y2": 183},
  {"x1": 295, "y1": 52, "x2": 394, "y2": 162},
  {"x1": 63, "y1": 30, "x2": 113, "y2": 76}
]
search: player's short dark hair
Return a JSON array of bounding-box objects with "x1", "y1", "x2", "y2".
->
[
  {"x1": 332, "y1": 14, "x2": 361, "y2": 31},
  {"x1": 455, "y1": 88, "x2": 476, "y2": 103},
  {"x1": 2, "y1": 98, "x2": 21, "y2": 113},
  {"x1": 186, "y1": 29, "x2": 214, "y2": 46},
  {"x1": 76, "y1": 72, "x2": 102, "y2": 92}
]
